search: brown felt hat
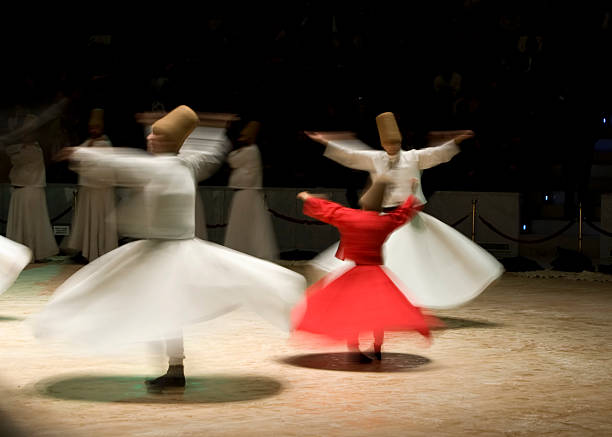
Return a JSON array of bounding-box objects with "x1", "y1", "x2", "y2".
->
[
  {"x1": 375, "y1": 112, "x2": 402, "y2": 145},
  {"x1": 88, "y1": 108, "x2": 105, "y2": 128},
  {"x1": 238, "y1": 121, "x2": 261, "y2": 144},
  {"x1": 152, "y1": 105, "x2": 199, "y2": 151}
]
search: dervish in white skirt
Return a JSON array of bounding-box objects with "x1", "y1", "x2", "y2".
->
[
  {"x1": 224, "y1": 121, "x2": 278, "y2": 260},
  {"x1": 306, "y1": 112, "x2": 504, "y2": 309},
  {"x1": 4, "y1": 115, "x2": 59, "y2": 261},
  {"x1": 0, "y1": 236, "x2": 32, "y2": 295},
  {"x1": 33, "y1": 106, "x2": 306, "y2": 390},
  {"x1": 62, "y1": 108, "x2": 118, "y2": 261}
]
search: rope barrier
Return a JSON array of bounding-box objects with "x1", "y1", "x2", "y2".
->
[
  {"x1": 584, "y1": 220, "x2": 612, "y2": 238},
  {"x1": 478, "y1": 215, "x2": 575, "y2": 244},
  {"x1": 206, "y1": 223, "x2": 227, "y2": 228},
  {"x1": 208, "y1": 209, "x2": 468, "y2": 229},
  {"x1": 450, "y1": 215, "x2": 469, "y2": 229},
  {"x1": 0, "y1": 204, "x2": 74, "y2": 224},
  {"x1": 50, "y1": 205, "x2": 74, "y2": 223},
  {"x1": 267, "y1": 207, "x2": 328, "y2": 225}
]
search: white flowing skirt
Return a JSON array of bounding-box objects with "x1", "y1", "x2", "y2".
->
[
  {"x1": 6, "y1": 187, "x2": 58, "y2": 261},
  {"x1": 224, "y1": 190, "x2": 278, "y2": 260},
  {"x1": 0, "y1": 236, "x2": 32, "y2": 295},
  {"x1": 33, "y1": 238, "x2": 306, "y2": 353},
  {"x1": 63, "y1": 187, "x2": 118, "y2": 261},
  {"x1": 310, "y1": 212, "x2": 504, "y2": 309}
]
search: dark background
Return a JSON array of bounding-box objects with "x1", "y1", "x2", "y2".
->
[{"x1": 1, "y1": 0, "x2": 611, "y2": 219}]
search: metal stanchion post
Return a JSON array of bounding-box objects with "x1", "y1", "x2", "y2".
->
[
  {"x1": 471, "y1": 199, "x2": 477, "y2": 242},
  {"x1": 578, "y1": 202, "x2": 583, "y2": 253}
]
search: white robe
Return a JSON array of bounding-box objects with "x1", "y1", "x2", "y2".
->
[
  {"x1": 174, "y1": 126, "x2": 231, "y2": 240},
  {"x1": 5, "y1": 142, "x2": 58, "y2": 261},
  {"x1": 310, "y1": 138, "x2": 504, "y2": 309},
  {"x1": 33, "y1": 147, "x2": 305, "y2": 353},
  {"x1": 224, "y1": 144, "x2": 278, "y2": 260},
  {"x1": 62, "y1": 135, "x2": 118, "y2": 261},
  {"x1": 0, "y1": 236, "x2": 32, "y2": 295}
]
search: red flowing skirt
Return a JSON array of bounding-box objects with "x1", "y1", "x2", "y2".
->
[{"x1": 291, "y1": 265, "x2": 433, "y2": 342}]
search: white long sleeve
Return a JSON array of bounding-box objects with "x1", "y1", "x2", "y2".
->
[
  {"x1": 323, "y1": 139, "x2": 378, "y2": 172},
  {"x1": 415, "y1": 139, "x2": 460, "y2": 170}
]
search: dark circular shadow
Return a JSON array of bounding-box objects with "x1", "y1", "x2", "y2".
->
[
  {"x1": 434, "y1": 316, "x2": 501, "y2": 330},
  {"x1": 34, "y1": 374, "x2": 283, "y2": 404},
  {"x1": 279, "y1": 352, "x2": 431, "y2": 372},
  {"x1": 0, "y1": 315, "x2": 23, "y2": 322}
]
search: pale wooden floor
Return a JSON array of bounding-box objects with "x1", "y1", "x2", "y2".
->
[{"x1": 1, "y1": 264, "x2": 611, "y2": 436}]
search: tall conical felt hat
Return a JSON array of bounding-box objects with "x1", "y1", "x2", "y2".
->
[
  {"x1": 152, "y1": 105, "x2": 199, "y2": 150},
  {"x1": 358, "y1": 175, "x2": 390, "y2": 212},
  {"x1": 88, "y1": 108, "x2": 105, "y2": 128},
  {"x1": 239, "y1": 121, "x2": 261, "y2": 144},
  {"x1": 375, "y1": 112, "x2": 402, "y2": 145}
]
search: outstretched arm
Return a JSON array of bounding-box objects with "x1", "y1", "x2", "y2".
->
[
  {"x1": 306, "y1": 131, "x2": 377, "y2": 172},
  {"x1": 298, "y1": 191, "x2": 348, "y2": 226},
  {"x1": 416, "y1": 130, "x2": 474, "y2": 170},
  {"x1": 58, "y1": 147, "x2": 154, "y2": 186},
  {"x1": 180, "y1": 137, "x2": 231, "y2": 182}
]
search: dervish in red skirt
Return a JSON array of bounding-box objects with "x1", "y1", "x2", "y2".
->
[{"x1": 292, "y1": 181, "x2": 436, "y2": 363}]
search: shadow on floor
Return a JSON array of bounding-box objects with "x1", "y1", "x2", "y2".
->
[
  {"x1": 433, "y1": 316, "x2": 501, "y2": 330},
  {"x1": 34, "y1": 374, "x2": 283, "y2": 404},
  {"x1": 279, "y1": 352, "x2": 431, "y2": 372},
  {"x1": 0, "y1": 315, "x2": 23, "y2": 322}
]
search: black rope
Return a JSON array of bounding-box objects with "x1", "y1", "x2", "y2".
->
[
  {"x1": 0, "y1": 204, "x2": 74, "y2": 225},
  {"x1": 50, "y1": 205, "x2": 74, "y2": 223},
  {"x1": 450, "y1": 215, "x2": 469, "y2": 228},
  {"x1": 584, "y1": 220, "x2": 612, "y2": 238},
  {"x1": 206, "y1": 223, "x2": 227, "y2": 228},
  {"x1": 267, "y1": 207, "x2": 328, "y2": 225},
  {"x1": 478, "y1": 215, "x2": 576, "y2": 244}
]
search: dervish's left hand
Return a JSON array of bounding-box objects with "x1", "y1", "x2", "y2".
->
[
  {"x1": 453, "y1": 130, "x2": 475, "y2": 145},
  {"x1": 53, "y1": 147, "x2": 79, "y2": 162}
]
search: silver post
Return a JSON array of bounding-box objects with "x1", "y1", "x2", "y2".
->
[{"x1": 471, "y1": 199, "x2": 477, "y2": 242}]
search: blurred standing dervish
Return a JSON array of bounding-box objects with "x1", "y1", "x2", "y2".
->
[
  {"x1": 62, "y1": 108, "x2": 117, "y2": 262},
  {"x1": 33, "y1": 106, "x2": 306, "y2": 390},
  {"x1": 292, "y1": 178, "x2": 435, "y2": 363},
  {"x1": 306, "y1": 112, "x2": 504, "y2": 309},
  {"x1": 224, "y1": 121, "x2": 278, "y2": 260},
  {"x1": 4, "y1": 115, "x2": 59, "y2": 261}
]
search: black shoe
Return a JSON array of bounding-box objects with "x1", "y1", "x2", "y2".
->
[
  {"x1": 374, "y1": 351, "x2": 382, "y2": 361},
  {"x1": 145, "y1": 374, "x2": 186, "y2": 390},
  {"x1": 348, "y1": 352, "x2": 373, "y2": 364}
]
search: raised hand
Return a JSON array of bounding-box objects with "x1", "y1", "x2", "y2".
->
[
  {"x1": 426, "y1": 130, "x2": 474, "y2": 146},
  {"x1": 297, "y1": 191, "x2": 311, "y2": 201},
  {"x1": 305, "y1": 131, "x2": 357, "y2": 146},
  {"x1": 53, "y1": 147, "x2": 78, "y2": 162}
]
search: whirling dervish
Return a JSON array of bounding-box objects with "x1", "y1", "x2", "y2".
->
[
  {"x1": 33, "y1": 106, "x2": 306, "y2": 390},
  {"x1": 307, "y1": 112, "x2": 504, "y2": 309}
]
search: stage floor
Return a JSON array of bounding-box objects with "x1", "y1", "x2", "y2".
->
[{"x1": 1, "y1": 262, "x2": 611, "y2": 436}]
